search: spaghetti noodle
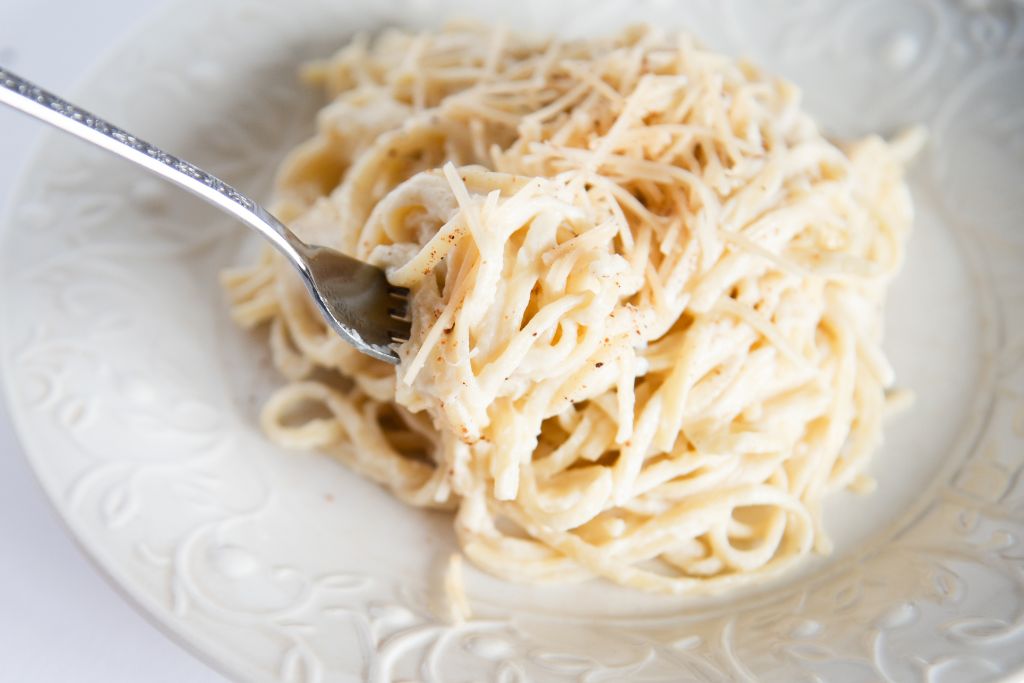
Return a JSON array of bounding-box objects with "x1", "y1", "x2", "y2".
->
[{"x1": 222, "y1": 23, "x2": 920, "y2": 594}]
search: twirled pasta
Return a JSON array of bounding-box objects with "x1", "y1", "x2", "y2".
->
[{"x1": 222, "y1": 23, "x2": 920, "y2": 594}]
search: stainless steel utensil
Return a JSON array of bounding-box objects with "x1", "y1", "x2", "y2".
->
[{"x1": 0, "y1": 67, "x2": 410, "y2": 364}]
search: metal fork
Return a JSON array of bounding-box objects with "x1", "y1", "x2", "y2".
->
[{"x1": 0, "y1": 67, "x2": 410, "y2": 364}]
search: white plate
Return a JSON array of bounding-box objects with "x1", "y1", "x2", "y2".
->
[{"x1": 1, "y1": 0, "x2": 1022, "y2": 681}]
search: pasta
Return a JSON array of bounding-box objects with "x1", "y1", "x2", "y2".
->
[{"x1": 222, "y1": 23, "x2": 921, "y2": 595}]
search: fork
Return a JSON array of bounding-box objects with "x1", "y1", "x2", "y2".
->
[{"x1": 0, "y1": 67, "x2": 411, "y2": 364}]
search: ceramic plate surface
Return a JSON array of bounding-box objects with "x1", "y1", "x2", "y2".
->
[{"x1": 2, "y1": 0, "x2": 1023, "y2": 681}]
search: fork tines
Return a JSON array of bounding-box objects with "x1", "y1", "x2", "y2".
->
[
  {"x1": 387, "y1": 284, "x2": 410, "y2": 301},
  {"x1": 387, "y1": 285, "x2": 412, "y2": 343}
]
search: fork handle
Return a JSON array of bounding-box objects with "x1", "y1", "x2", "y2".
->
[{"x1": 0, "y1": 66, "x2": 307, "y2": 263}]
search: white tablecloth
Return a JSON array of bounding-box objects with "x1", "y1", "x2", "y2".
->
[{"x1": 0, "y1": 1, "x2": 227, "y2": 680}]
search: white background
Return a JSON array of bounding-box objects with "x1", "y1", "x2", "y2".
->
[{"x1": 0, "y1": 0, "x2": 227, "y2": 680}]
